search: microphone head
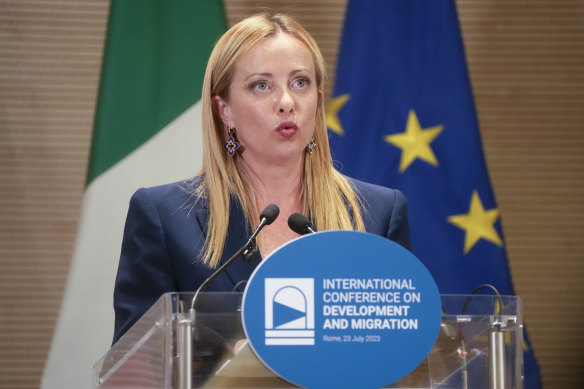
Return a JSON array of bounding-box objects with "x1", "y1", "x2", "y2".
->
[
  {"x1": 260, "y1": 204, "x2": 280, "y2": 225},
  {"x1": 288, "y1": 213, "x2": 315, "y2": 235}
]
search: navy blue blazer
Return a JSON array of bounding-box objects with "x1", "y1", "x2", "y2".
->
[{"x1": 112, "y1": 176, "x2": 410, "y2": 344}]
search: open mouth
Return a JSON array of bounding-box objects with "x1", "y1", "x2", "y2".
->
[{"x1": 277, "y1": 122, "x2": 298, "y2": 138}]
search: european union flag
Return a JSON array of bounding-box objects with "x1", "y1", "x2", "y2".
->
[{"x1": 329, "y1": 1, "x2": 542, "y2": 387}]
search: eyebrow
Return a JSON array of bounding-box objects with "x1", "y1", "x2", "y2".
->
[
  {"x1": 244, "y1": 72, "x2": 272, "y2": 82},
  {"x1": 243, "y1": 69, "x2": 311, "y2": 82}
]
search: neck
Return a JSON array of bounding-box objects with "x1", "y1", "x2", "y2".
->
[
  {"x1": 238, "y1": 155, "x2": 305, "y2": 212},
  {"x1": 236, "y1": 154, "x2": 307, "y2": 257}
]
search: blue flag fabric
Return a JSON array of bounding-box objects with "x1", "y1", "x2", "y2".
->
[{"x1": 329, "y1": 1, "x2": 542, "y2": 387}]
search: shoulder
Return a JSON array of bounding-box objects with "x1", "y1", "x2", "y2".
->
[
  {"x1": 346, "y1": 177, "x2": 406, "y2": 208},
  {"x1": 129, "y1": 176, "x2": 206, "y2": 212},
  {"x1": 133, "y1": 176, "x2": 204, "y2": 200},
  {"x1": 345, "y1": 176, "x2": 411, "y2": 250}
]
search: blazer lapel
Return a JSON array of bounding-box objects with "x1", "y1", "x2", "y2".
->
[
  {"x1": 194, "y1": 193, "x2": 261, "y2": 291},
  {"x1": 222, "y1": 196, "x2": 262, "y2": 290}
]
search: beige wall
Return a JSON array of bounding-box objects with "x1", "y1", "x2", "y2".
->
[{"x1": 0, "y1": 0, "x2": 582, "y2": 387}]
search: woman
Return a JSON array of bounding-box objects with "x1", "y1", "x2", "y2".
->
[{"x1": 112, "y1": 13, "x2": 410, "y2": 344}]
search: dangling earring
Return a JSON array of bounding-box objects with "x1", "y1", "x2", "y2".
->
[
  {"x1": 306, "y1": 136, "x2": 316, "y2": 154},
  {"x1": 224, "y1": 128, "x2": 240, "y2": 157}
]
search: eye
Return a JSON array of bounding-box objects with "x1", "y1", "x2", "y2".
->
[
  {"x1": 251, "y1": 81, "x2": 270, "y2": 92},
  {"x1": 292, "y1": 77, "x2": 311, "y2": 89}
]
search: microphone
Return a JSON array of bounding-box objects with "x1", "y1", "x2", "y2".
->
[
  {"x1": 288, "y1": 213, "x2": 317, "y2": 235},
  {"x1": 242, "y1": 204, "x2": 280, "y2": 262},
  {"x1": 190, "y1": 204, "x2": 279, "y2": 311},
  {"x1": 258, "y1": 203, "x2": 280, "y2": 229},
  {"x1": 181, "y1": 205, "x2": 279, "y2": 389}
]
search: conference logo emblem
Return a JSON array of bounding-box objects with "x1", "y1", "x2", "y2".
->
[
  {"x1": 242, "y1": 231, "x2": 442, "y2": 388},
  {"x1": 264, "y1": 278, "x2": 315, "y2": 345}
]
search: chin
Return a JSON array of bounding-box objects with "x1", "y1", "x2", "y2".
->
[{"x1": 271, "y1": 146, "x2": 306, "y2": 164}]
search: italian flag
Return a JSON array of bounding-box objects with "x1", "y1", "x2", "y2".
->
[{"x1": 42, "y1": 2, "x2": 226, "y2": 388}]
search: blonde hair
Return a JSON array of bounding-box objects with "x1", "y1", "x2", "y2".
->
[{"x1": 197, "y1": 13, "x2": 365, "y2": 267}]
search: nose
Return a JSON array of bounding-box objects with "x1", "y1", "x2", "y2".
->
[{"x1": 276, "y1": 88, "x2": 294, "y2": 114}]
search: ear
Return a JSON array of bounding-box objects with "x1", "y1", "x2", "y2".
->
[
  {"x1": 212, "y1": 95, "x2": 234, "y2": 128},
  {"x1": 317, "y1": 89, "x2": 325, "y2": 108}
]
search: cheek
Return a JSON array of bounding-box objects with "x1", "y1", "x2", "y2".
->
[
  {"x1": 234, "y1": 102, "x2": 270, "y2": 126},
  {"x1": 302, "y1": 97, "x2": 319, "y2": 128},
  {"x1": 230, "y1": 104, "x2": 273, "y2": 147}
]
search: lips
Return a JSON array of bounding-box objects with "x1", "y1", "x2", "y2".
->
[{"x1": 276, "y1": 121, "x2": 298, "y2": 138}]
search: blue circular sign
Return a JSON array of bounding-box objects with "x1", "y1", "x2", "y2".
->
[{"x1": 242, "y1": 231, "x2": 441, "y2": 388}]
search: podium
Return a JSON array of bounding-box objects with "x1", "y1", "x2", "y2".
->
[{"x1": 93, "y1": 292, "x2": 523, "y2": 388}]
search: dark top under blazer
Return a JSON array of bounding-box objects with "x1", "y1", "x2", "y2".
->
[{"x1": 112, "y1": 176, "x2": 410, "y2": 344}]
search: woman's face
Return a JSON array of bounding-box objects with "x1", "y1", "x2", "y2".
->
[{"x1": 215, "y1": 33, "x2": 320, "y2": 168}]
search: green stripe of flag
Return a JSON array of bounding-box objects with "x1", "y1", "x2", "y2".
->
[{"x1": 88, "y1": 0, "x2": 226, "y2": 184}]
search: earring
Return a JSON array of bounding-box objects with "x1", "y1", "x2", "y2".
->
[
  {"x1": 306, "y1": 136, "x2": 316, "y2": 154},
  {"x1": 224, "y1": 128, "x2": 240, "y2": 157}
]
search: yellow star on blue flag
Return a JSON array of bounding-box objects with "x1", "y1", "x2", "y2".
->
[
  {"x1": 385, "y1": 110, "x2": 443, "y2": 172},
  {"x1": 326, "y1": 94, "x2": 350, "y2": 135},
  {"x1": 448, "y1": 191, "x2": 503, "y2": 254}
]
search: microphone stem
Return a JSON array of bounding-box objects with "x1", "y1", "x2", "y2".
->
[{"x1": 189, "y1": 217, "x2": 267, "y2": 312}]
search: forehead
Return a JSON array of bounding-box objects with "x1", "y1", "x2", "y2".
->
[{"x1": 234, "y1": 33, "x2": 315, "y2": 76}]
